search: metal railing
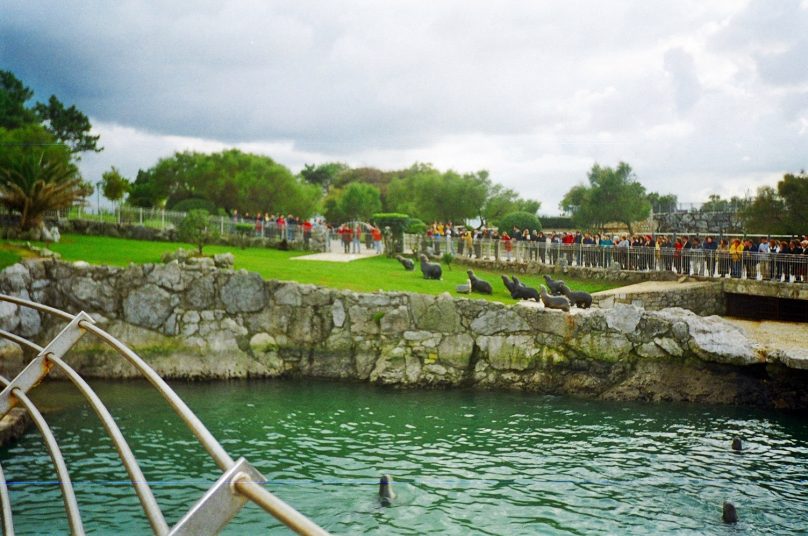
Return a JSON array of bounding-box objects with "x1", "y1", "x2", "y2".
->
[
  {"x1": 405, "y1": 236, "x2": 808, "y2": 283},
  {"x1": 0, "y1": 294, "x2": 329, "y2": 535}
]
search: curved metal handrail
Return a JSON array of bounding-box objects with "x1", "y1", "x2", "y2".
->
[{"x1": 0, "y1": 293, "x2": 329, "y2": 535}]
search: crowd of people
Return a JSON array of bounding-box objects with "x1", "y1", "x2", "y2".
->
[{"x1": 422, "y1": 221, "x2": 808, "y2": 283}]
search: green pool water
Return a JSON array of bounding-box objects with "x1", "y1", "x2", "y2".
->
[{"x1": 1, "y1": 379, "x2": 806, "y2": 534}]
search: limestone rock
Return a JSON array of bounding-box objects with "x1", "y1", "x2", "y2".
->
[
  {"x1": 604, "y1": 304, "x2": 643, "y2": 334},
  {"x1": 0, "y1": 263, "x2": 31, "y2": 293},
  {"x1": 69, "y1": 276, "x2": 117, "y2": 313},
  {"x1": 250, "y1": 332, "x2": 278, "y2": 353},
  {"x1": 0, "y1": 301, "x2": 20, "y2": 332},
  {"x1": 219, "y1": 271, "x2": 266, "y2": 313},
  {"x1": 331, "y1": 299, "x2": 346, "y2": 328},
  {"x1": 410, "y1": 294, "x2": 461, "y2": 333},
  {"x1": 478, "y1": 335, "x2": 538, "y2": 371},
  {"x1": 123, "y1": 284, "x2": 174, "y2": 330},
  {"x1": 471, "y1": 308, "x2": 529, "y2": 336},
  {"x1": 438, "y1": 333, "x2": 474, "y2": 369},
  {"x1": 213, "y1": 253, "x2": 235, "y2": 269},
  {"x1": 147, "y1": 261, "x2": 184, "y2": 291},
  {"x1": 185, "y1": 274, "x2": 215, "y2": 309}
]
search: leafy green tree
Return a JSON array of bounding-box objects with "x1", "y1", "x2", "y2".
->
[
  {"x1": 386, "y1": 164, "x2": 490, "y2": 223},
  {"x1": 741, "y1": 171, "x2": 808, "y2": 234},
  {"x1": 777, "y1": 171, "x2": 808, "y2": 232},
  {"x1": 337, "y1": 182, "x2": 382, "y2": 221},
  {"x1": 699, "y1": 194, "x2": 747, "y2": 213},
  {"x1": 0, "y1": 70, "x2": 101, "y2": 157},
  {"x1": 647, "y1": 192, "x2": 678, "y2": 213},
  {"x1": 480, "y1": 182, "x2": 540, "y2": 226},
  {"x1": 560, "y1": 162, "x2": 650, "y2": 234},
  {"x1": 0, "y1": 70, "x2": 36, "y2": 129},
  {"x1": 130, "y1": 149, "x2": 321, "y2": 217},
  {"x1": 101, "y1": 166, "x2": 130, "y2": 207},
  {"x1": 35, "y1": 95, "x2": 101, "y2": 155},
  {"x1": 0, "y1": 126, "x2": 89, "y2": 231},
  {"x1": 178, "y1": 209, "x2": 220, "y2": 255},
  {"x1": 300, "y1": 162, "x2": 349, "y2": 192},
  {"x1": 742, "y1": 186, "x2": 787, "y2": 234},
  {"x1": 496, "y1": 211, "x2": 542, "y2": 234}
]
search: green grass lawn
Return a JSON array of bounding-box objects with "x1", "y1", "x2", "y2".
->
[{"x1": 6, "y1": 234, "x2": 622, "y2": 302}]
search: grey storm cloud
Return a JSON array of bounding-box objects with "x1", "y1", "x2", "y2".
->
[{"x1": 1, "y1": 0, "x2": 807, "y2": 211}]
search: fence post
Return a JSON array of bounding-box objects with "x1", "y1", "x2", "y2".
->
[
  {"x1": 139, "y1": 208, "x2": 143, "y2": 225},
  {"x1": 220, "y1": 216, "x2": 224, "y2": 235},
  {"x1": 161, "y1": 209, "x2": 165, "y2": 230}
]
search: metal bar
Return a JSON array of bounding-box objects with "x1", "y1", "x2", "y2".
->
[
  {"x1": 11, "y1": 387, "x2": 85, "y2": 535},
  {"x1": 233, "y1": 477, "x2": 331, "y2": 536},
  {"x1": 77, "y1": 322, "x2": 235, "y2": 471},
  {"x1": 169, "y1": 458, "x2": 266, "y2": 536},
  {"x1": 0, "y1": 461, "x2": 14, "y2": 536},
  {"x1": 0, "y1": 329, "x2": 43, "y2": 352},
  {"x1": 46, "y1": 354, "x2": 170, "y2": 536},
  {"x1": 0, "y1": 294, "x2": 73, "y2": 322},
  {"x1": 0, "y1": 313, "x2": 92, "y2": 418}
]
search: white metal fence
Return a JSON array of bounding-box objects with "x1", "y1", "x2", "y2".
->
[{"x1": 405, "y1": 235, "x2": 808, "y2": 283}]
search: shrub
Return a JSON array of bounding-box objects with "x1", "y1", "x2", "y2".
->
[
  {"x1": 497, "y1": 211, "x2": 542, "y2": 234},
  {"x1": 178, "y1": 209, "x2": 220, "y2": 255}
]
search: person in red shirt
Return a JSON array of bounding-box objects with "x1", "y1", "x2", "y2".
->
[{"x1": 371, "y1": 226, "x2": 383, "y2": 254}]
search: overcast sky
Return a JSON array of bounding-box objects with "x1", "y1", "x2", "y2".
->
[{"x1": 2, "y1": 0, "x2": 807, "y2": 214}]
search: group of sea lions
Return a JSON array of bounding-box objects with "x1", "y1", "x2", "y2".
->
[{"x1": 395, "y1": 254, "x2": 592, "y2": 311}]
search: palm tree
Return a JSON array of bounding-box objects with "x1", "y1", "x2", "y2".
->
[{"x1": 0, "y1": 152, "x2": 90, "y2": 231}]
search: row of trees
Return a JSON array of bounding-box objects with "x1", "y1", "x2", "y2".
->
[
  {"x1": 560, "y1": 162, "x2": 808, "y2": 236},
  {"x1": 126, "y1": 155, "x2": 542, "y2": 228}
]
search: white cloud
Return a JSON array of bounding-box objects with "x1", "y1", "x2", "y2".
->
[{"x1": 1, "y1": 0, "x2": 805, "y2": 214}]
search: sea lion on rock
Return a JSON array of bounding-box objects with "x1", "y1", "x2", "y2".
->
[
  {"x1": 510, "y1": 283, "x2": 540, "y2": 301},
  {"x1": 540, "y1": 285, "x2": 571, "y2": 311},
  {"x1": 558, "y1": 282, "x2": 593, "y2": 309},
  {"x1": 467, "y1": 270, "x2": 493, "y2": 294},
  {"x1": 396, "y1": 255, "x2": 415, "y2": 271},
  {"x1": 501, "y1": 274, "x2": 516, "y2": 294},
  {"x1": 379, "y1": 474, "x2": 396, "y2": 507},
  {"x1": 722, "y1": 502, "x2": 738, "y2": 524},
  {"x1": 543, "y1": 274, "x2": 566, "y2": 296},
  {"x1": 419, "y1": 254, "x2": 442, "y2": 280}
]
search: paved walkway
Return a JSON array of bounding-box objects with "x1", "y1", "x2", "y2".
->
[{"x1": 291, "y1": 240, "x2": 381, "y2": 262}]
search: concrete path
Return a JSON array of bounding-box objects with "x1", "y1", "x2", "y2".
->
[
  {"x1": 591, "y1": 279, "x2": 710, "y2": 298},
  {"x1": 291, "y1": 239, "x2": 381, "y2": 262}
]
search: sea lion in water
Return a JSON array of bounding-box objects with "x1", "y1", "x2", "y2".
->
[
  {"x1": 722, "y1": 501, "x2": 738, "y2": 524},
  {"x1": 379, "y1": 474, "x2": 396, "y2": 507},
  {"x1": 731, "y1": 436, "x2": 742, "y2": 452},
  {"x1": 467, "y1": 270, "x2": 493, "y2": 294}
]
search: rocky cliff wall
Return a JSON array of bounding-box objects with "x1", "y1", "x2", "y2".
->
[{"x1": 1, "y1": 259, "x2": 806, "y2": 409}]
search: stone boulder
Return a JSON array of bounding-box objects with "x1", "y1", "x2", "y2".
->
[{"x1": 219, "y1": 271, "x2": 267, "y2": 314}]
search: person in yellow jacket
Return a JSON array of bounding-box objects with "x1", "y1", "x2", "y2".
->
[{"x1": 729, "y1": 238, "x2": 744, "y2": 278}]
